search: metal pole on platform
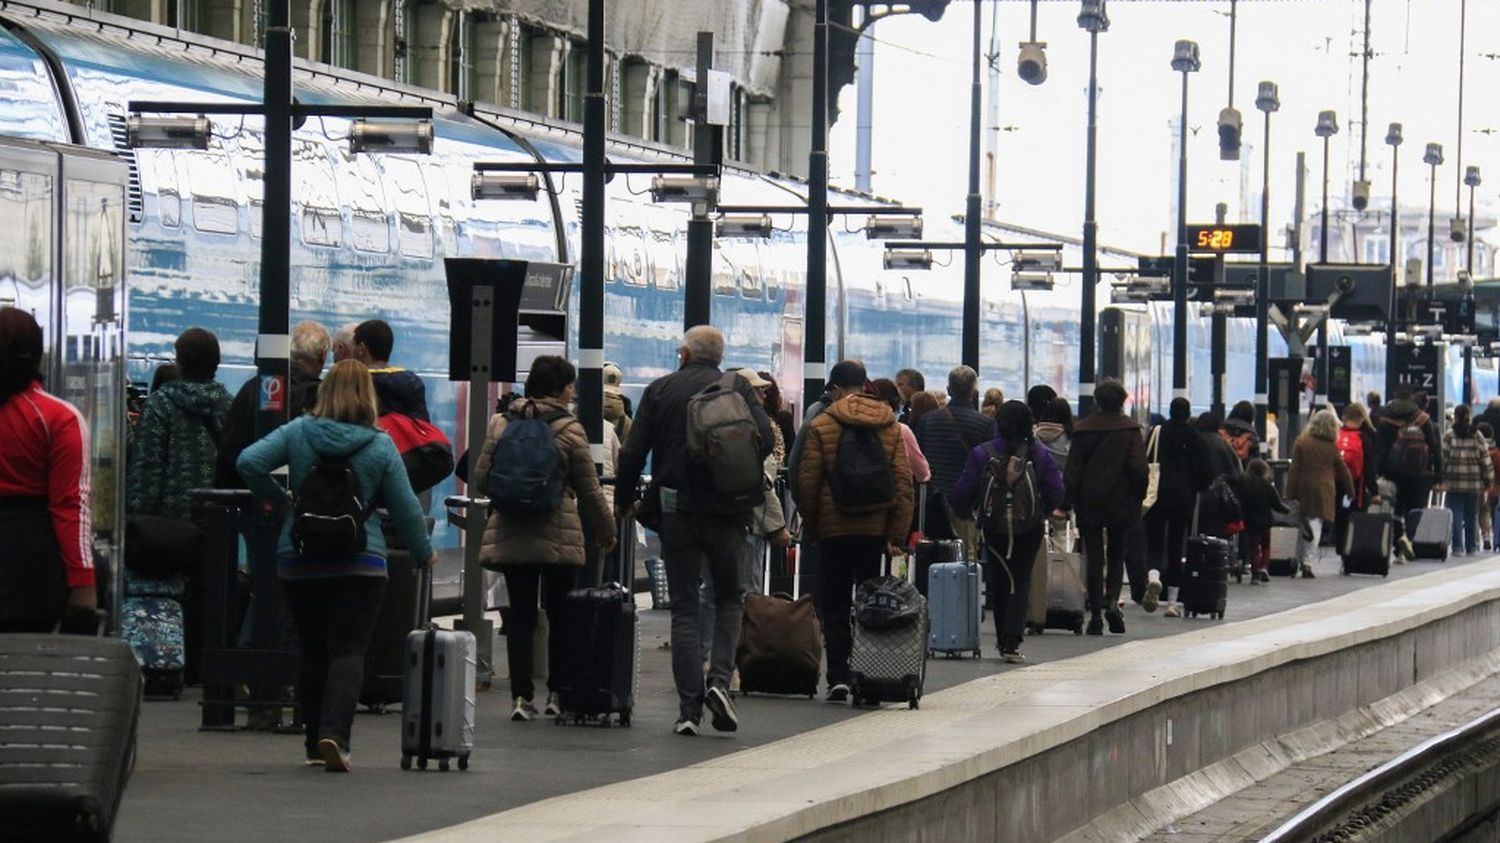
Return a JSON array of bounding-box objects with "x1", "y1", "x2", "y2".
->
[
  {"x1": 1171, "y1": 40, "x2": 1199, "y2": 400},
  {"x1": 579, "y1": 0, "x2": 607, "y2": 580},
  {"x1": 1425, "y1": 142, "x2": 1443, "y2": 294},
  {"x1": 1384, "y1": 124, "x2": 1403, "y2": 400},
  {"x1": 962, "y1": 0, "x2": 983, "y2": 372},
  {"x1": 1464, "y1": 165, "x2": 1480, "y2": 407},
  {"x1": 1078, "y1": 0, "x2": 1108, "y2": 416},
  {"x1": 1314, "y1": 110, "x2": 1338, "y2": 410},
  {"x1": 805, "y1": 0, "x2": 830, "y2": 403},
  {"x1": 684, "y1": 32, "x2": 717, "y2": 331},
  {"x1": 1255, "y1": 82, "x2": 1278, "y2": 442}
]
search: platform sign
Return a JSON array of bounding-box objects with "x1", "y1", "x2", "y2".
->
[
  {"x1": 1321, "y1": 346, "x2": 1352, "y2": 406},
  {"x1": 1413, "y1": 298, "x2": 1474, "y2": 333},
  {"x1": 259, "y1": 374, "x2": 285, "y2": 412},
  {"x1": 1392, "y1": 345, "x2": 1442, "y2": 394},
  {"x1": 1185, "y1": 223, "x2": 1262, "y2": 255}
]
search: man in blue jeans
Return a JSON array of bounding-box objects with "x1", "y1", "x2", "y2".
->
[{"x1": 616, "y1": 327, "x2": 774, "y2": 736}]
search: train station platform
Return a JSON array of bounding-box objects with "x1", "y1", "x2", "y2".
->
[{"x1": 113, "y1": 551, "x2": 1500, "y2": 843}]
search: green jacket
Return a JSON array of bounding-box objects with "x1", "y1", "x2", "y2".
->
[{"x1": 127, "y1": 380, "x2": 231, "y2": 519}]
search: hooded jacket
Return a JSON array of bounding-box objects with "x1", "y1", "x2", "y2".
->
[
  {"x1": 1033, "y1": 422, "x2": 1071, "y2": 464},
  {"x1": 236, "y1": 416, "x2": 433, "y2": 578},
  {"x1": 1377, "y1": 398, "x2": 1442, "y2": 480},
  {"x1": 474, "y1": 398, "x2": 616, "y2": 568},
  {"x1": 797, "y1": 394, "x2": 913, "y2": 544},
  {"x1": 369, "y1": 367, "x2": 430, "y2": 423},
  {"x1": 1154, "y1": 419, "x2": 1214, "y2": 514},
  {"x1": 1064, "y1": 410, "x2": 1148, "y2": 527},
  {"x1": 128, "y1": 380, "x2": 232, "y2": 519}
]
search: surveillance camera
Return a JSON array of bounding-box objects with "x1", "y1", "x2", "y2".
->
[
  {"x1": 1458, "y1": 270, "x2": 1474, "y2": 291},
  {"x1": 1335, "y1": 274, "x2": 1356, "y2": 294},
  {"x1": 1450, "y1": 216, "x2": 1466, "y2": 243},
  {"x1": 1217, "y1": 107, "x2": 1242, "y2": 161},
  {"x1": 1351, "y1": 180, "x2": 1370, "y2": 211},
  {"x1": 1017, "y1": 42, "x2": 1048, "y2": 86}
]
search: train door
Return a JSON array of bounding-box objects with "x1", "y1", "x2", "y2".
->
[{"x1": 54, "y1": 146, "x2": 130, "y2": 626}]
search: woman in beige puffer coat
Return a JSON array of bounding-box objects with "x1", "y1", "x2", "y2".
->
[{"x1": 474, "y1": 356, "x2": 615, "y2": 721}]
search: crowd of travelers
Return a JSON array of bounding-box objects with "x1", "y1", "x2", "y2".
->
[{"x1": 8, "y1": 304, "x2": 1500, "y2": 767}]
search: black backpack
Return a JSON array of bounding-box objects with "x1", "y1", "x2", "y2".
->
[
  {"x1": 485, "y1": 406, "x2": 570, "y2": 515},
  {"x1": 978, "y1": 442, "x2": 1044, "y2": 550},
  {"x1": 829, "y1": 424, "x2": 895, "y2": 512},
  {"x1": 292, "y1": 446, "x2": 376, "y2": 558}
]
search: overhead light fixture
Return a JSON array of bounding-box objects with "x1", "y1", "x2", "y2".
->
[
  {"x1": 1126, "y1": 277, "x2": 1171, "y2": 297},
  {"x1": 716, "y1": 214, "x2": 773, "y2": 238},
  {"x1": 649, "y1": 175, "x2": 719, "y2": 205},
  {"x1": 1112, "y1": 286, "x2": 1152, "y2": 304},
  {"x1": 1314, "y1": 110, "x2": 1339, "y2": 138},
  {"x1": 864, "y1": 214, "x2": 922, "y2": 240},
  {"x1": 1014, "y1": 250, "x2": 1062, "y2": 272},
  {"x1": 883, "y1": 249, "x2": 933, "y2": 271},
  {"x1": 126, "y1": 115, "x2": 212, "y2": 150},
  {"x1": 1343, "y1": 322, "x2": 1377, "y2": 337},
  {"x1": 1385, "y1": 122, "x2": 1404, "y2": 147},
  {"x1": 1017, "y1": 42, "x2": 1048, "y2": 85},
  {"x1": 1255, "y1": 81, "x2": 1280, "y2": 114},
  {"x1": 1352, "y1": 180, "x2": 1371, "y2": 210},
  {"x1": 471, "y1": 172, "x2": 540, "y2": 201},
  {"x1": 1077, "y1": 0, "x2": 1109, "y2": 34},
  {"x1": 1423, "y1": 142, "x2": 1444, "y2": 167},
  {"x1": 1213, "y1": 288, "x2": 1254, "y2": 308},
  {"x1": 1012, "y1": 272, "x2": 1054, "y2": 292},
  {"x1": 1413, "y1": 323, "x2": 1444, "y2": 341},
  {"x1": 1449, "y1": 333, "x2": 1479, "y2": 348},
  {"x1": 350, "y1": 119, "x2": 434, "y2": 155},
  {"x1": 1451, "y1": 215, "x2": 1467, "y2": 243},
  {"x1": 1170, "y1": 39, "x2": 1201, "y2": 74}
]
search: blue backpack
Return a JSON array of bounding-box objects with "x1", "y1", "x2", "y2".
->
[{"x1": 484, "y1": 404, "x2": 571, "y2": 514}]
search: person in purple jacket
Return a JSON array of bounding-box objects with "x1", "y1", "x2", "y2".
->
[{"x1": 951, "y1": 401, "x2": 1065, "y2": 664}]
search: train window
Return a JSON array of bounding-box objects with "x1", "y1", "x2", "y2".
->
[
  {"x1": 294, "y1": 139, "x2": 342, "y2": 248},
  {"x1": 712, "y1": 241, "x2": 735, "y2": 296},
  {"x1": 184, "y1": 145, "x2": 239, "y2": 236},
  {"x1": 231, "y1": 130, "x2": 265, "y2": 239},
  {"x1": 422, "y1": 159, "x2": 457, "y2": 252},
  {"x1": 147, "y1": 151, "x2": 181, "y2": 228},
  {"x1": 335, "y1": 149, "x2": 391, "y2": 254},
  {"x1": 648, "y1": 229, "x2": 679, "y2": 291},
  {"x1": 380, "y1": 157, "x2": 433, "y2": 259},
  {"x1": 737, "y1": 241, "x2": 764, "y2": 300},
  {"x1": 0, "y1": 167, "x2": 54, "y2": 348}
]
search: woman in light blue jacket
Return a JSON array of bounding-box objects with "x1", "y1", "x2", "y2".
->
[{"x1": 238, "y1": 360, "x2": 435, "y2": 772}]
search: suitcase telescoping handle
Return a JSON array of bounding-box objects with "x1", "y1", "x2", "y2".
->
[
  {"x1": 917, "y1": 481, "x2": 928, "y2": 539},
  {"x1": 1430, "y1": 489, "x2": 1447, "y2": 509}
]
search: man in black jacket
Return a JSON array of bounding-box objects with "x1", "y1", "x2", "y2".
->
[
  {"x1": 616, "y1": 326, "x2": 774, "y2": 737},
  {"x1": 352, "y1": 319, "x2": 430, "y2": 422},
  {"x1": 1377, "y1": 384, "x2": 1441, "y2": 518},
  {"x1": 913, "y1": 365, "x2": 993, "y2": 556},
  {"x1": 215, "y1": 320, "x2": 328, "y2": 487},
  {"x1": 1065, "y1": 380, "x2": 1149, "y2": 635}
]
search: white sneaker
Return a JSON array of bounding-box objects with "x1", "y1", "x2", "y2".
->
[
  {"x1": 1142, "y1": 579, "x2": 1162, "y2": 614},
  {"x1": 510, "y1": 697, "x2": 538, "y2": 722},
  {"x1": 542, "y1": 694, "x2": 560, "y2": 718},
  {"x1": 1163, "y1": 602, "x2": 1182, "y2": 618}
]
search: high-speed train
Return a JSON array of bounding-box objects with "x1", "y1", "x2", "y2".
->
[{"x1": 0, "y1": 0, "x2": 1491, "y2": 553}]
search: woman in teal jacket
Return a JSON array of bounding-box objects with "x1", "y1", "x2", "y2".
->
[{"x1": 237, "y1": 360, "x2": 436, "y2": 772}]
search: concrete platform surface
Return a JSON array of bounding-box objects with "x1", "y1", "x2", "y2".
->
[{"x1": 111, "y1": 551, "x2": 1485, "y2": 843}]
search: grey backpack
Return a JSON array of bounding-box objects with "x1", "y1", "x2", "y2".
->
[{"x1": 686, "y1": 372, "x2": 764, "y2": 510}]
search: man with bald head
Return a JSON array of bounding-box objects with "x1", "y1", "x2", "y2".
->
[{"x1": 616, "y1": 325, "x2": 775, "y2": 738}]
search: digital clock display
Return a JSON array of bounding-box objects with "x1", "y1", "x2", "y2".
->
[{"x1": 1185, "y1": 223, "x2": 1262, "y2": 254}]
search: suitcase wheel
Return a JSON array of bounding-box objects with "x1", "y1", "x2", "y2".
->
[
  {"x1": 619, "y1": 710, "x2": 632, "y2": 728},
  {"x1": 1072, "y1": 623, "x2": 1083, "y2": 636},
  {"x1": 1215, "y1": 612, "x2": 1225, "y2": 620},
  {"x1": 439, "y1": 759, "x2": 450, "y2": 772},
  {"x1": 908, "y1": 693, "x2": 919, "y2": 710},
  {"x1": 458, "y1": 754, "x2": 469, "y2": 771},
  {"x1": 1341, "y1": 567, "x2": 1349, "y2": 576},
  {"x1": 401, "y1": 754, "x2": 412, "y2": 771},
  {"x1": 417, "y1": 757, "x2": 428, "y2": 770}
]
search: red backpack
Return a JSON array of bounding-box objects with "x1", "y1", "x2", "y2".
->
[
  {"x1": 378, "y1": 412, "x2": 454, "y2": 493},
  {"x1": 1336, "y1": 427, "x2": 1365, "y2": 506}
]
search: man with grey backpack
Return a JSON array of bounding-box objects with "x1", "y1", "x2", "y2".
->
[{"x1": 616, "y1": 326, "x2": 774, "y2": 737}]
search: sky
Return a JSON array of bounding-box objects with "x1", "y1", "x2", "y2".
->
[{"x1": 826, "y1": 0, "x2": 1500, "y2": 259}]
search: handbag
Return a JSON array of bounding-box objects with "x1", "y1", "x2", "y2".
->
[
  {"x1": 125, "y1": 514, "x2": 205, "y2": 580},
  {"x1": 1142, "y1": 426, "x2": 1162, "y2": 511}
]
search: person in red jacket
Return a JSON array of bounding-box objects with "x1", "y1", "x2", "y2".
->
[{"x1": 0, "y1": 308, "x2": 96, "y2": 632}]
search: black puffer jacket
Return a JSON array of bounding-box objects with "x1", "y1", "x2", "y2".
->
[
  {"x1": 370, "y1": 367, "x2": 430, "y2": 422},
  {"x1": 616, "y1": 361, "x2": 775, "y2": 517},
  {"x1": 1065, "y1": 411, "x2": 1148, "y2": 527},
  {"x1": 1154, "y1": 420, "x2": 1214, "y2": 514}
]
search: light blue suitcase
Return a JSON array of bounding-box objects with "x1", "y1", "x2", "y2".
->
[{"x1": 926, "y1": 561, "x2": 982, "y2": 658}]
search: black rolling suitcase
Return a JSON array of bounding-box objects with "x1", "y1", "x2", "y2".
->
[
  {"x1": 1341, "y1": 511, "x2": 1393, "y2": 576},
  {"x1": 1405, "y1": 491, "x2": 1452, "y2": 561},
  {"x1": 553, "y1": 514, "x2": 637, "y2": 726},
  {"x1": 912, "y1": 484, "x2": 963, "y2": 599},
  {"x1": 0, "y1": 634, "x2": 141, "y2": 842},
  {"x1": 1179, "y1": 535, "x2": 1231, "y2": 620}
]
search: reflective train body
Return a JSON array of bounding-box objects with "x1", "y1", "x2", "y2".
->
[{"x1": 1, "y1": 1, "x2": 1491, "y2": 552}]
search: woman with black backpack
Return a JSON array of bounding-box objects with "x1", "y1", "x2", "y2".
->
[
  {"x1": 950, "y1": 401, "x2": 1064, "y2": 663},
  {"x1": 473, "y1": 356, "x2": 616, "y2": 723},
  {"x1": 237, "y1": 360, "x2": 436, "y2": 772}
]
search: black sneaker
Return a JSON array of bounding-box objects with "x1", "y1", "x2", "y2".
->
[
  {"x1": 1086, "y1": 614, "x2": 1104, "y2": 636},
  {"x1": 704, "y1": 685, "x2": 739, "y2": 733},
  {"x1": 1105, "y1": 609, "x2": 1125, "y2": 634},
  {"x1": 825, "y1": 683, "x2": 850, "y2": 703}
]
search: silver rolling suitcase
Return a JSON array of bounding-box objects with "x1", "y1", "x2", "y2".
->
[
  {"x1": 400, "y1": 625, "x2": 477, "y2": 771},
  {"x1": 926, "y1": 560, "x2": 981, "y2": 658}
]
